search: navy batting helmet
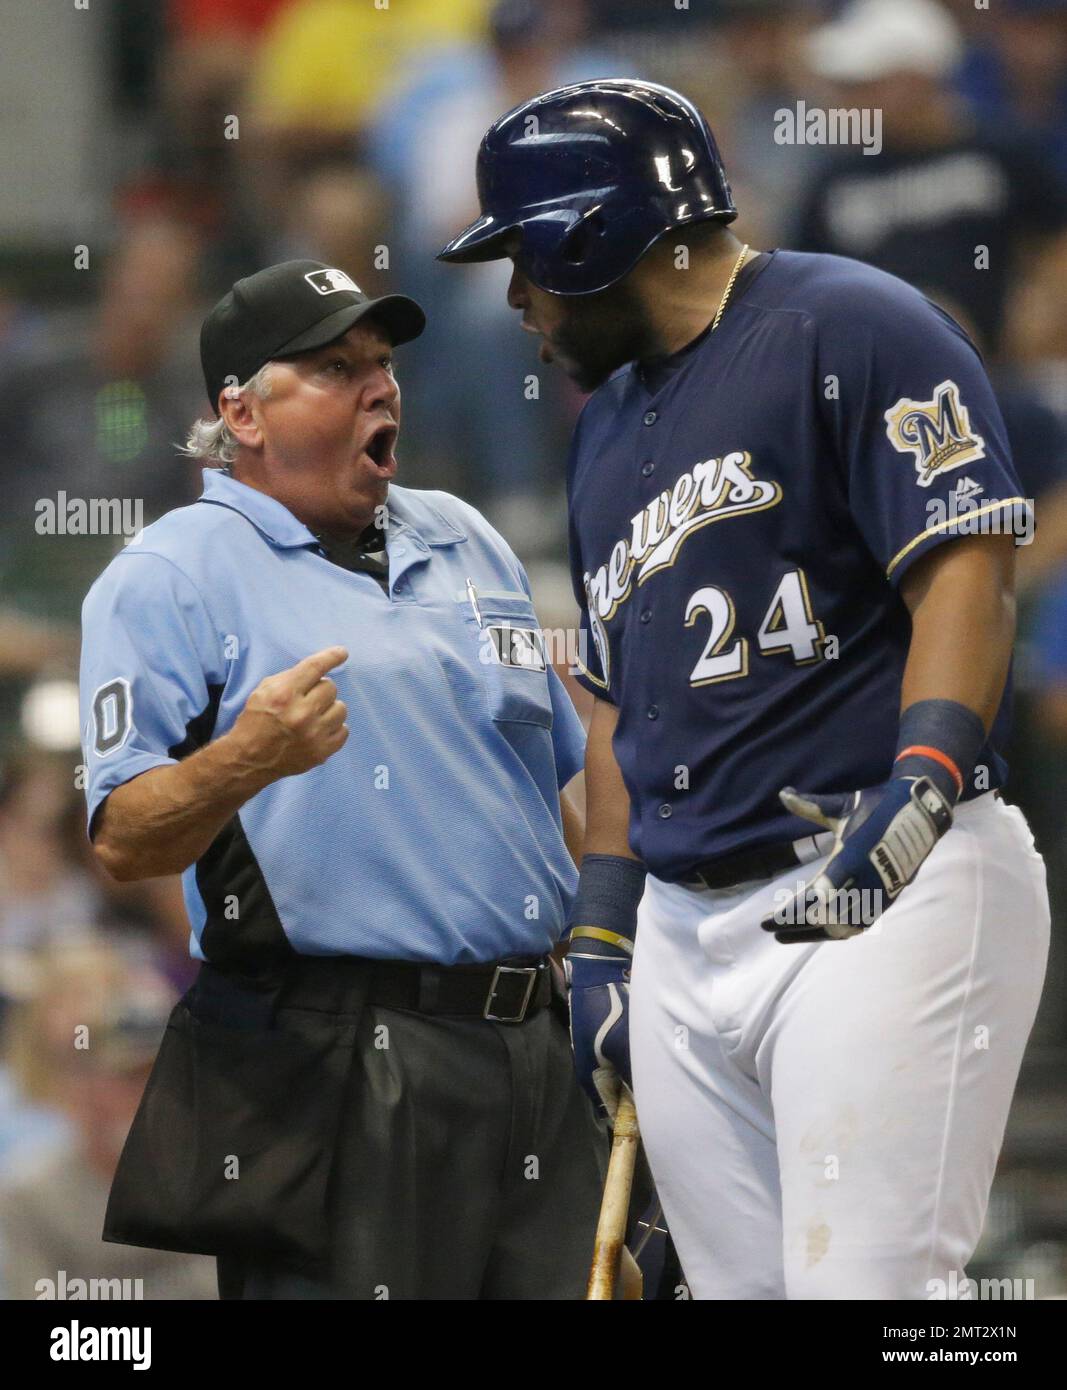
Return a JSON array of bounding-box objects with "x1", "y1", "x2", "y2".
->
[{"x1": 437, "y1": 78, "x2": 737, "y2": 296}]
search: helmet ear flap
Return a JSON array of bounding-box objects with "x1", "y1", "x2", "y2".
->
[{"x1": 560, "y1": 209, "x2": 607, "y2": 266}]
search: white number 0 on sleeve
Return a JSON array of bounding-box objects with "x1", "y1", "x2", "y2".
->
[{"x1": 91, "y1": 678, "x2": 133, "y2": 756}]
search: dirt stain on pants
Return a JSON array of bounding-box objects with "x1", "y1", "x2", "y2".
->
[{"x1": 806, "y1": 1222, "x2": 832, "y2": 1268}]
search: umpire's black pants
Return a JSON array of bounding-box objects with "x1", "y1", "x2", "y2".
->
[{"x1": 215, "y1": 977, "x2": 607, "y2": 1300}]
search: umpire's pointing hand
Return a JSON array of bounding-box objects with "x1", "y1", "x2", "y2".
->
[{"x1": 230, "y1": 646, "x2": 350, "y2": 779}]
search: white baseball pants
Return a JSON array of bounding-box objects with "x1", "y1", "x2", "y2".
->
[{"x1": 630, "y1": 793, "x2": 1049, "y2": 1299}]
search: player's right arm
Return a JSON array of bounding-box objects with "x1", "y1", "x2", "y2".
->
[
  {"x1": 582, "y1": 695, "x2": 640, "y2": 860},
  {"x1": 566, "y1": 694, "x2": 646, "y2": 1113},
  {"x1": 92, "y1": 646, "x2": 350, "y2": 881},
  {"x1": 563, "y1": 481, "x2": 647, "y2": 1108}
]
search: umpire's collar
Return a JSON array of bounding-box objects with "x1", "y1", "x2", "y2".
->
[{"x1": 196, "y1": 467, "x2": 467, "y2": 549}]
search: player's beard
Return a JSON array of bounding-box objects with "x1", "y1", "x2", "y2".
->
[{"x1": 550, "y1": 281, "x2": 660, "y2": 392}]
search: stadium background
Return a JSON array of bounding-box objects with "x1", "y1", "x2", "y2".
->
[{"x1": 0, "y1": 0, "x2": 1066, "y2": 1299}]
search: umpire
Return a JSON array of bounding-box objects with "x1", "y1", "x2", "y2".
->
[{"x1": 78, "y1": 260, "x2": 605, "y2": 1300}]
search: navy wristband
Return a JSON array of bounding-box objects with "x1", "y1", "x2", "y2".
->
[
  {"x1": 894, "y1": 699, "x2": 986, "y2": 804},
  {"x1": 567, "y1": 854, "x2": 647, "y2": 942}
]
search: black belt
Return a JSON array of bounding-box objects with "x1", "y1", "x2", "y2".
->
[
  {"x1": 680, "y1": 840, "x2": 811, "y2": 892},
  {"x1": 679, "y1": 789, "x2": 1003, "y2": 892},
  {"x1": 280, "y1": 953, "x2": 554, "y2": 1024}
]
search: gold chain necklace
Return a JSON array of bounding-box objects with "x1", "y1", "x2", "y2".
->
[{"x1": 710, "y1": 243, "x2": 751, "y2": 333}]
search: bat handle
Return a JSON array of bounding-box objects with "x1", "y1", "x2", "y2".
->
[{"x1": 586, "y1": 1090, "x2": 641, "y2": 1301}]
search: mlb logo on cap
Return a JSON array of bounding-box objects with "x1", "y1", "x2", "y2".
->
[
  {"x1": 305, "y1": 268, "x2": 362, "y2": 296},
  {"x1": 200, "y1": 259, "x2": 425, "y2": 414}
]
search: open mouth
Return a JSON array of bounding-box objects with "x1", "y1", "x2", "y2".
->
[
  {"x1": 361, "y1": 421, "x2": 398, "y2": 473},
  {"x1": 522, "y1": 321, "x2": 555, "y2": 363}
]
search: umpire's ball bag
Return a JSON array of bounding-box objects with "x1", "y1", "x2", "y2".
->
[{"x1": 103, "y1": 961, "x2": 363, "y2": 1264}]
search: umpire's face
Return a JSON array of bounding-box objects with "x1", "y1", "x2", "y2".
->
[{"x1": 232, "y1": 323, "x2": 400, "y2": 536}]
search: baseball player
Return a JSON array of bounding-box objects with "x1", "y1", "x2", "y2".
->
[
  {"x1": 79, "y1": 260, "x2": 606, "y2": 1300},
  {"x1": 439, "y1": 79, "x2": 1051, "y2": 1299}
]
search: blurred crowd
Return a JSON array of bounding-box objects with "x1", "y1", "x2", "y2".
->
[{"x1": 1, "y1": 0, "x2": 1067, "y2": 1299}]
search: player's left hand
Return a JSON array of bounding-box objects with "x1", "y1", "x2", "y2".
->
[
  {"x1": 565, "y1": 938, "x2": 632, "y2": 1117},
  {"x1": 760, "y1": 776, "x2": 954, "y2": 944}
]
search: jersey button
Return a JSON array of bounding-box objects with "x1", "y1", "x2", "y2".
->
[
  {"x1": 643, "y1": 410, "x2": 657, "y2": 426},
  {"x1": 657, "y1": 803, "x2": 673, "y2": 819},
  {"x1": 647, "y1": 705, "x2": 659, "y2": 719},
  {"x1": 640, "y1": 460, "x2": 655, "y2": 477},
  {"x1": 640, "y1": 608, "x2": 652, "y2": 624}
]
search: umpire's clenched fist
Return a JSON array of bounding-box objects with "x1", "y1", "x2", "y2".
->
[{"x1": 229, "y1": 646, "x2": 350, "y2": 780}]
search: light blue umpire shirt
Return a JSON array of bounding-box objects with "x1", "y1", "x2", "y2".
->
[{"x1": 79, "y1": 468, "x2": 586, "y2": 967}]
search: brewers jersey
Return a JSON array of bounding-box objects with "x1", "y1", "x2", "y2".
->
[{"x1": 567, "y1": 251, "x2": 1029, "y2": 881}]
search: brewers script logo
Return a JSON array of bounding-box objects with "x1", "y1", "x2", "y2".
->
[
  {"x1": 582, "y1": 451, "x2": 781, "y2": 688},
  {"x1": 884, "y1": 380, "x2": 985, "y2": 488}
]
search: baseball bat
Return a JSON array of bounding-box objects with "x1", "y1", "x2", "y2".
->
[{"x1": 586, "y1": 1089, "x2": 641, "y2": 1300}]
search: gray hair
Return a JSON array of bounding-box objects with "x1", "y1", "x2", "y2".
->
[{"x1": 178, "y1": 364, "x2": 274, "y2": 465}]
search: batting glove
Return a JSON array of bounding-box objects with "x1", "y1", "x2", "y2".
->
[
  {"x1": 565, "y1": 935, "x2": 632, "y2": 1117},
  {"x1": 760, "y1": 775, "x2": 954, "y2": 944}
]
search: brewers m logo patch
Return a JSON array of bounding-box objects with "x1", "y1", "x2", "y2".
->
[
  {"x1": 884, "y1": 380, "x2": 985, "y2": 487},
  {"x1": 304, "y1": 268, "x2": 361, "y2": 296}
]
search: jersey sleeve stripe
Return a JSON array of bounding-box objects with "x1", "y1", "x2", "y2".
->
[
  {"x1": 572, "y1": 649, "x2": 611, "y2": 691},
  {"x1": 885, "y1": 497, "x2": 1029, "y2": 579}
]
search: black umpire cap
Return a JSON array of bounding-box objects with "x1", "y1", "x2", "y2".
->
[{"x1": 200, "y1": 259, "x2": 426, "y2": 415}]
